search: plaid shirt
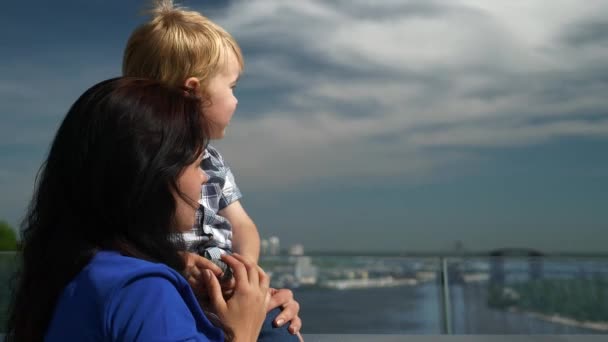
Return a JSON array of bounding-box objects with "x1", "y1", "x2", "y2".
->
[{"x1": 182, "y1": 145, "x2": 242, "y2": 254}]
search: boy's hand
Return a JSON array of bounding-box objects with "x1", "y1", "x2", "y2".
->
[{"x1": 268, "y1": 288, "x2": 303, "y2": 336}]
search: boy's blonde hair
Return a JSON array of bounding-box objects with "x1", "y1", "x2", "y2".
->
[{"x1": 123, "y1": 0, "x2": 244, "y2": 89}]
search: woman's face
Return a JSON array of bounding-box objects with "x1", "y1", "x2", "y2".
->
[{"x1": 173, "y1": 153, "x2": 207, "y2": 232}]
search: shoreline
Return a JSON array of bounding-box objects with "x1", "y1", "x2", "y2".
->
[{"x1": 507, "y1": 307, "x2": 608, "y2": 332}]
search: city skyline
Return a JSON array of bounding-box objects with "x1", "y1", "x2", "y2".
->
[{"x1": 1, "y1": 0, "x2": 607, "y2": 253}]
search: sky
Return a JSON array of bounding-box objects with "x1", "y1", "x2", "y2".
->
[{"x1": 1, "y1": 0, "x2": 607, "y2": 254}]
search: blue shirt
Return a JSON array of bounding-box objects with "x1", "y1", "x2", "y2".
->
[{"x1": 45, "y1": 251, "x2": 224, "y2": 342}]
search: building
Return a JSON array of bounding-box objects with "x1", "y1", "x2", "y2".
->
[
  {"x1": 269, "y1": 236, "x2": 280, "y2": 256},
  {"x1": 294, "y1": 256, "x2": 318, "y2": 285},
  {"x1": 261, "y1": 239, "x2": 269, "y2": 256},
  {"x1": 289, "y1": 244, "x2": 304, "y2": 256}
]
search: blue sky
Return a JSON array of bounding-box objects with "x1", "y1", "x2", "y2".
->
[{"x1": 1, "y1": 0, "x2": 607, "y2": 253}]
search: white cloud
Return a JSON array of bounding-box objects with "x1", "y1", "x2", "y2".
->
[
  {"x1": 409, "y1": 118, "x2": 608, "y2": 147},
  {"x1": 202, "y1": 0, "x2": 608, "y2": 189},
  {"x1": 3, "y1": 0, "x2": 607, "y2": 196}
]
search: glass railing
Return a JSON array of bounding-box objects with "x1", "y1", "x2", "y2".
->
[
  {"x1": 0, "y1": 252, "x2": 18, "y2": 332},
  {"x1": 1, "y1": 252, "x2": 607, "y2": 335},
  {"x1": 445, "y1": 257, "x2": 608, "y2": 334},
  {"x1": 261, "y1": 255, "x2": 444, "y2": 334}
]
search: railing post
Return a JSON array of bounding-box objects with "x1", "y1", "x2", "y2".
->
[{"x1": 441, "y1": 257, "x2": 453, "y2": 334}]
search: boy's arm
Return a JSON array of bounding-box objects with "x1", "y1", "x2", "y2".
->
[
  {"x1": 219, "y1": 200, "x2": 260, "y2": 262},
  {"x1": 215, "y1": 201, "x2": 303, "y2": 336}
]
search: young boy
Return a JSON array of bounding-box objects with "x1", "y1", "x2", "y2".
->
[{"x1": 122, "y1": 0, "x2": 302, "y2": 339}]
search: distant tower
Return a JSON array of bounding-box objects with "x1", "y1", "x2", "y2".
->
[
  {"x1": 289, "y1": 244, "x2": 304, "y2": 256},
  {"x1": 269, "y1": 236, "x2": 280, "y2": 256},
  {"x1": 294, "y1": 256, "x2": 318, "y2": 285},
  {"x1": 261, "y1": 239, "x2": 269, "y2": 256}
]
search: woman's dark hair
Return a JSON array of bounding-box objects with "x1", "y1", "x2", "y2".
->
[{"x1": 6, "y1": 77, "x2": 209, "y2": 341}]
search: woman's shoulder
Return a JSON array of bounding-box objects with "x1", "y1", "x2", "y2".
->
[
  {"x1": 50, "y1": 254, "x2": 222, "y2": 341},
  {"x1": 75, "y1": 251, "x2": 186, "y2": 297},
  {"x1": 89, "y1": 251, "x2": 182, "y2": 281}
]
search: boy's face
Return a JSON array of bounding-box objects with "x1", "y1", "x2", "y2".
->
[{"x1": 204, "y1": 51, "x2": 241, "y2": 139}]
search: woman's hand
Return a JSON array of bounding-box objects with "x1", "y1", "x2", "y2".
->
[
  {"x1": 181, "y1": 252, "x2": 225, "y2": 299},
  {"x1": 202, "y1": 253, "x2": 270, "y2": 341},
  {"x1": 267, "y1": 288, "x2": 303, "y2": 336}
]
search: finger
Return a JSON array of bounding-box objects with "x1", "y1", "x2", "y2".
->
[
  {"x1": 288, "y1": 316, "x2": 303, "y2": 335},
  {"x1": 203, "y1": 269, "x2": 227, "y2": 313},
  {"x1": 224, "y1": 253, "x2": 258, "y2": 286},
  {"x1": 265, "y1": 288, "x2": 272, "y2": 311},
  {"x1": 220, "y1": 276, "x2": 236, "y2": 291},
  {"x1": 258, "y1": 267, "x2": 270, "y2": 309},
  {"x1": 220, "y1": 254, "x2": 248, "y2": 288},
  {"x1": 267, "y1": 288, "x2": 294, "y2": 312},
  {"x1": 191, "y1": 254, "x2": 224, "y2": 276},
  {"x1": 188, "y1": 270, "x2": 209, "y2": 290},
  {"x1": 296, "y1": 331, "x2": 304, "y2": 342},
  {"x1": 258, "y1": 265, "x2": 270, "y2": 290},
  {"x1": 187, "y1": 274, "x2": 199, "y2": 290},
  {"x1": 273, "y1": 300, "x2": 300, "y2": 327},
  {"x1": 189, "y1": 278, "x2": 210, "y2": 300},
  {"x1": 188, "y1": 266, "x2": 202, "y2": 279}
]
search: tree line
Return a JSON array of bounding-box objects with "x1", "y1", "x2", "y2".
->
[{"x1": 0, "y1": 220, "x2": 18, "y2": 251}]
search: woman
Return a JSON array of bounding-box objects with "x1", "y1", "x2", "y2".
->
[{"x1": 6, "y1": 77, "x2": 269, "y2": 341}]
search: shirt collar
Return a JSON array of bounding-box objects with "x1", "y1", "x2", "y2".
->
[{"x1": 203, "y1": 148, "x2": 211, "y2": 160}]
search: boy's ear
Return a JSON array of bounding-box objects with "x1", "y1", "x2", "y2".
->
[{"x1": 184, "y1": 77, "x2": 201, "y2": 91}]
